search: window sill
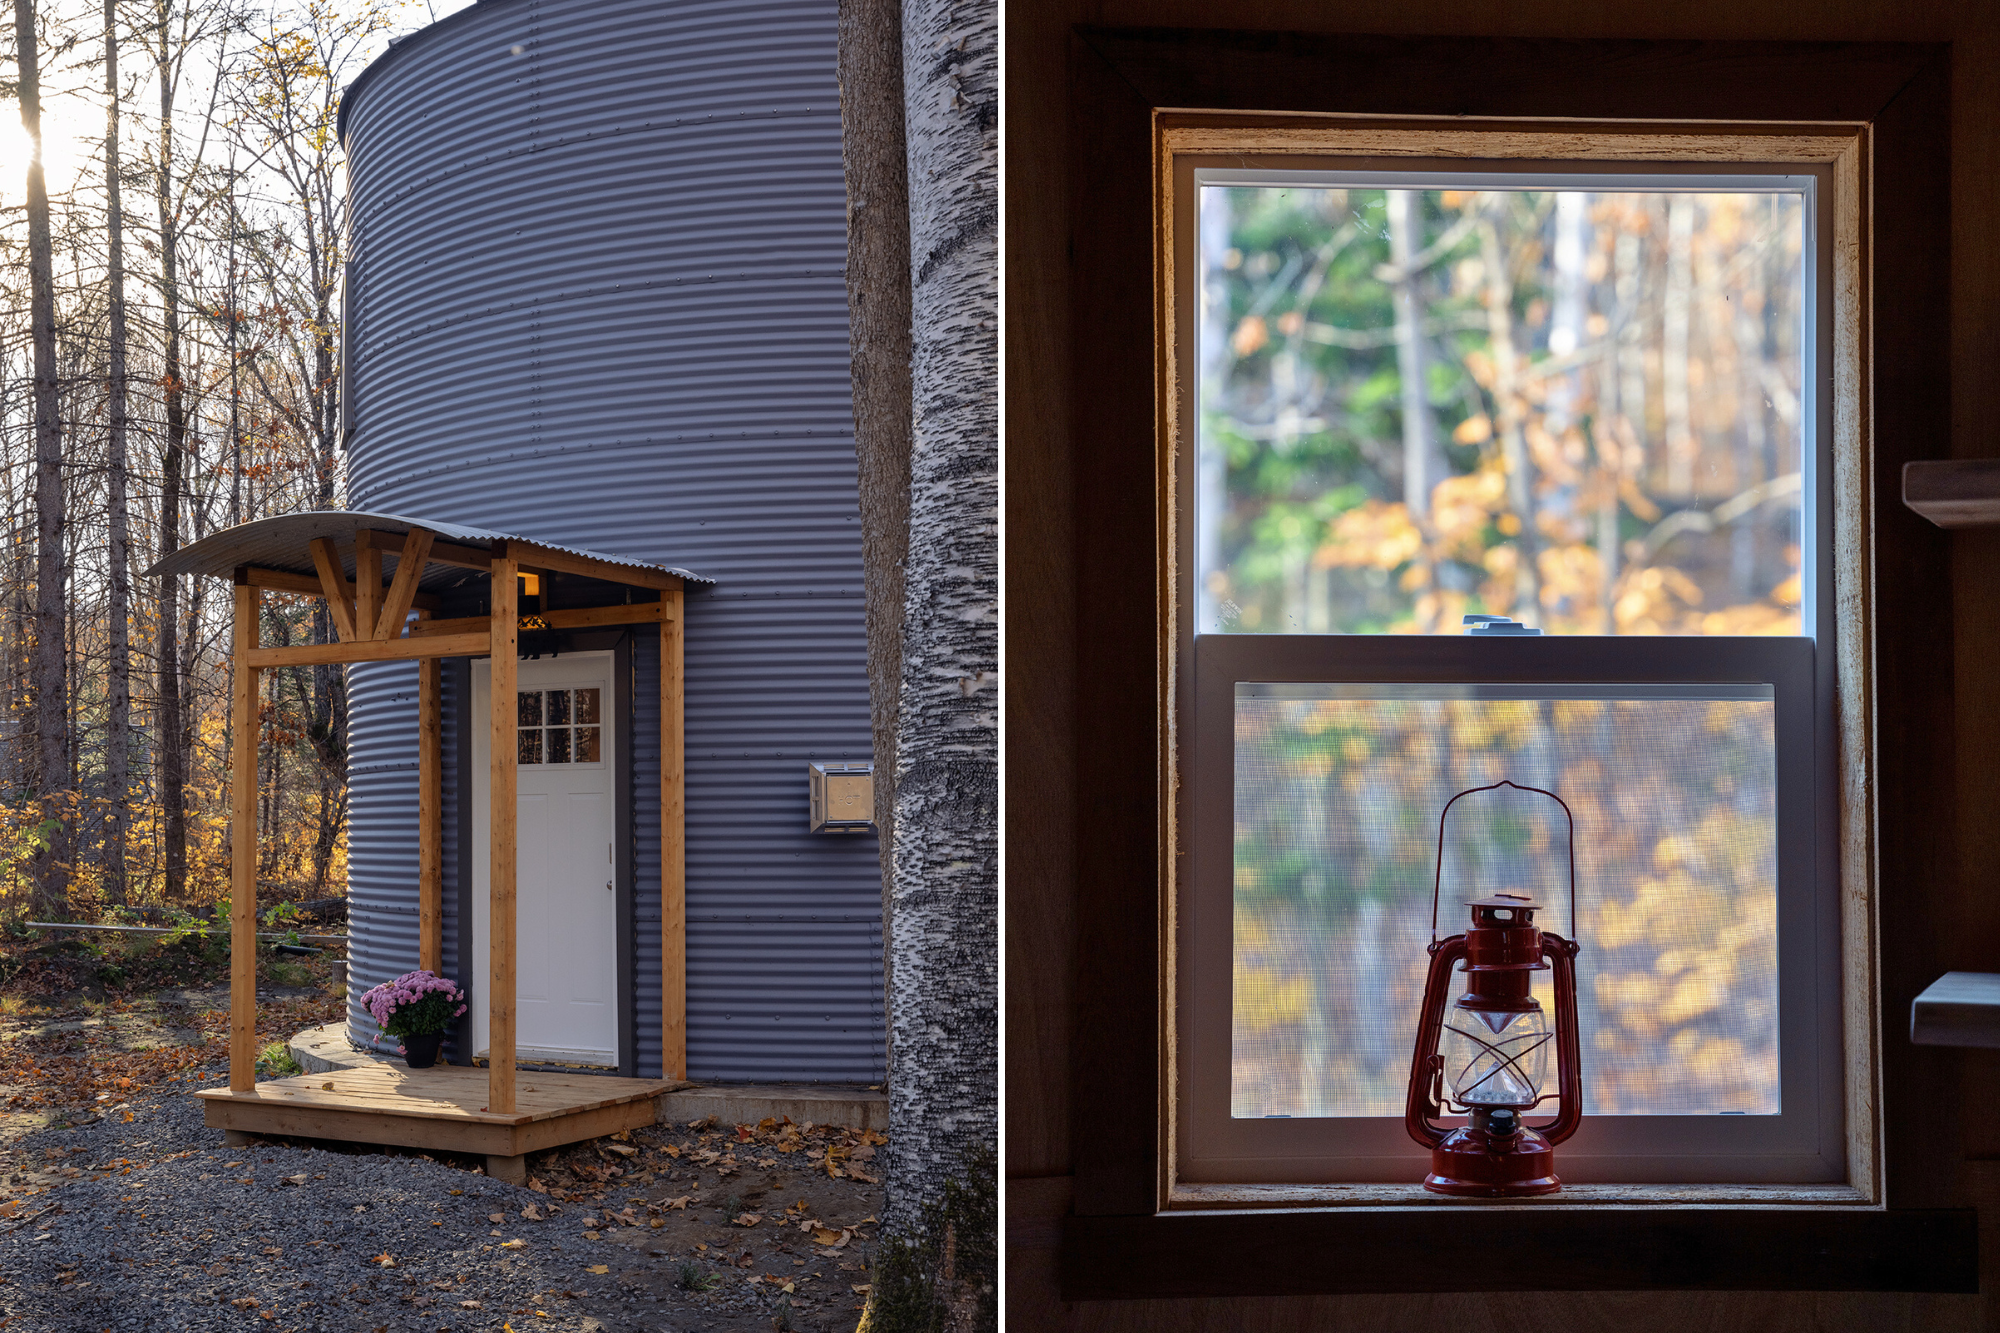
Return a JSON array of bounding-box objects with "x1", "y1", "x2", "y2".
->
[
  {"x1": 1060, "y1": 1204, "x2": 1976, "y2": 1298},
  {"x1": 1168, "y1": 1181, "x2": 1876, "y2": 1209}
]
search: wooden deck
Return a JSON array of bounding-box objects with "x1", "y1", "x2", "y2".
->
[{"x1": 195, "y1": 1064, "x2": 687, "y2": 1181}]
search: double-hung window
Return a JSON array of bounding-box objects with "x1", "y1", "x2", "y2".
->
[{"x1": 1169, "y1": 145, "x2": 1863, "y2": 1198}]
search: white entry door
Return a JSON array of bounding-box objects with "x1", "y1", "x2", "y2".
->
[{"x1": 470, "y1": 652, "x2": 618, "y2": 1066}]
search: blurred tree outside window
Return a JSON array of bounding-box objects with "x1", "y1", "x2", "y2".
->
[{"x1": 1197, "y1": 184, "x2": 1807, "y2": 637}]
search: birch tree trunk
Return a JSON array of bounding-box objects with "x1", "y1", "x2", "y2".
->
[
  {"x1": 17, "y1": 0, "x2": 69, "y2": 917},
  {"x1": 104, "y1": 0, "x2": 133, "y2": 905},
  {"x1": 884, "y1": 0, "x2": 997, "y2": 1237},
  {"x1": 837, "y1": 0, "x2": 912, "y2": 1072}
]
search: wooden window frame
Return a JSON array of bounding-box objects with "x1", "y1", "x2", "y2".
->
[{"x1": 1062, "y1": 28, "x2": 1973, "y2": 1296}]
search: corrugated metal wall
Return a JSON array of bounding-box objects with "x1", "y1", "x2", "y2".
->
[
  {"x1": 344, "y1": 661, "x2": 420, "y2": 1054},
  {"x1": 339, "y1": 0, "x2": 884, "y2": 1082}
]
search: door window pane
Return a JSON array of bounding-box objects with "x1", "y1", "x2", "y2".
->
[
  {"x1": 546, "y1": 689, "x2": 572, "y2": 726},
  {"x1": 547, "y1": 727, "x2": 572, "y2": 764},
  {"x1": 517, "y1": 728, "x2": 543, "y2": 765},
  {"x1": 574, "y1": 726, "x2": 601, "y2": 763},
  {"x1": 518, "y1": 691, "x2": 543, "y2": 727},
  {"x1": 574, "y1": 688, "x2": 600, "y2": 725},
  {"x1": 1230, "y1": 682, "x2": 1778, "y2": 1119},
  {"x1": 1198, "y1": 186, "x2": 1807, "y2": 636}
]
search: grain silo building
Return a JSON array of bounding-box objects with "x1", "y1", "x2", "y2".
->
[{"x1": 329, "y1": 0, "x2": 882, "y2": 1085}]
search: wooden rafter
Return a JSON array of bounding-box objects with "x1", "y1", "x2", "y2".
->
[
  {"x1": 236, "y1": 563, "x2": 440, "y2": 612},
  {"x1": 410, "y1": 601, "x2": 671, "y2": 639},
  {"x1": 502, "y1": 538, "x2": 684, "y2": 592},
  {"x1": 309, "y1": 538, "x2": 358, "y2": 642},
  {"x1": 375, "y1": 528, "x2": 437, "y2": 639},
  {"x1": 356, "y1": 540, "x2": 383, "y2": 641}
]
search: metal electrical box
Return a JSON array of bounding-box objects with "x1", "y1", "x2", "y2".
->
[{"x1": 809, "y1": 762, "x2": 875, "y2": 833}]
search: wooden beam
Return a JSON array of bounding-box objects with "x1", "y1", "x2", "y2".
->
[
  {"x1": 308, "y1": 539, "x2": 358, "y2": 642},
  {"x1": 356, "y1": 539, "x2": 383, "y2": 645},
  {"x1": 661, "y1": 590, "x2": 686, "y2": 1080},
  {"x1": 502, "y1": 538, "x2": 685, "y2": 592},
  {"x1": 235, "y1": 563, "x2": 440, "y2": 612},
  {"x1": 230, "y1": 584, "x2": 261, "y2": 1093},
  {"x1": 410, "y1": 601, "x2": 669, "y2": 639},
  {"x1": 426, "y1": 538, "x2": 494, "y2": 571},
  {"x1": 243, "y1": 632, "x2": 489, "y2": 669},
  {"x1": 419, "y1": 652, "x2": 442, "y2": 975},
  {"x1": 375, "y1": 527, "x2": 436, "y2": 639},
  {"x1": 489, "y1": 557, "x2": 519, "y2": 1115}
]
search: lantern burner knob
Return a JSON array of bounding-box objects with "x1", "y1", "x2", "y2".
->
[{"x1": 1474, "y1": 1106, "x2": 1522, "y2": 1139}]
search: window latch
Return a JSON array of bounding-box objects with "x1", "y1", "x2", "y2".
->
[{"x1": 1464, "y1": 614, "x2": 1543, "y2": 636}]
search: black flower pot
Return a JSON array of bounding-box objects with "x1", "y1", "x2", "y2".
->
[{"x1": 401, "y1": 1032, "x2": 444, "y2": 1069}]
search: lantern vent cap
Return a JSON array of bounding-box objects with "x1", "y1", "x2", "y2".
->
[{"x1": 1466, "y1": 892, "x2": 1542, "y2": 911}]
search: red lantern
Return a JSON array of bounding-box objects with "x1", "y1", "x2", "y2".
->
[{"x1": 1405, "y1": 780, "x2": 1583, "y2": 1197}]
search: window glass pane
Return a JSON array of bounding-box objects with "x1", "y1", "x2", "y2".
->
[
  {"x1": 574, "y1": 687, "x2": 601, "y2": 726},
  {"x1": 546, "y1": 689, "x2": 572, "y2": 727},
  {"x1": 1230, "y1": 682, "x2": 1778, "y2": 1118},
  {"x1": 517, "y1": 728, "x2": 542, "y2": 765},
  {"x1": 547, "y1": 727, "x2": 572, "y2": 764},
  {"x1": 1198, "y1": 186, "x2": 1806, "y2": 636},
  {"x1": 574, "y1": 726, "x2": 601, "y2": 763},
  {"x1": 518, "y1": 691, "x2": 543, "y2": 727}
]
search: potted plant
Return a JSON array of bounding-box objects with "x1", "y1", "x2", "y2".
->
[{"x1": 357, "y1": 969, "x2": 467, "y2": 1068}]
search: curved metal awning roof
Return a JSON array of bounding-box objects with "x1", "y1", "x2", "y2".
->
[{"x1": 146, "y1": 510, "x2": 711, "y2": 594}]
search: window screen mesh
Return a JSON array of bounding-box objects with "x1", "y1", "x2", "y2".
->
[{"x1": 1231, "y1": 684, "x2": 1779, "y2": 1118}]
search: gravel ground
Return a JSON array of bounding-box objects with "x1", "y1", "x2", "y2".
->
[{"x1": 0, "y1": 1061, "x2": 873, "y2": 1333}]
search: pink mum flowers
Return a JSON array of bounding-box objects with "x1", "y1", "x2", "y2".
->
[{"x1": 357, "y1": 969, "x2": 467, "y2": 1038}]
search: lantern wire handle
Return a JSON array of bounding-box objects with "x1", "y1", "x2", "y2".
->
[{"x1": 1429, "y1": 779, "x2": 1577, "y2": 945}]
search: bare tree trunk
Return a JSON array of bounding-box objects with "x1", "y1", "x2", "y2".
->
[
  {"x1": 883, "y1": 0, "x2": 997, "y2": 1236},
  {"x1": 17, "y1": 0, "x2": 69, "y2": 918},
  {"x1": 837, "y1": 0, "x2": 912, "y2": 1081},
  {"x1": 1479, "y1": 202, "x2": 1540, "y2": 623},
  {"x1": 1662, "y1": 196, "x2": 1694, "y2": 498},
  {"x1": 1386, "y1": 190, "x2": 1439, "y2": 629},
  {"x1": 104, "y1": 0, "x2": 133, "y2": 906},
  {"x1": 156, "y1": 2, "x2": 189, "y2": 901}
]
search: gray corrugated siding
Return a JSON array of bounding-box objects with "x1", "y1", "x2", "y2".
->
[
  {"x1": 340, "y1": 0, "x2": 884, "y2": 1082},
  {"x1": 345, "y1": 660, "x2": 422, "y2": 1055}
]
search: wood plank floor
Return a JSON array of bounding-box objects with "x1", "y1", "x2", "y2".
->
[{"x1": 195, "y1": 1064, "x2": 685, "y2": 1127}]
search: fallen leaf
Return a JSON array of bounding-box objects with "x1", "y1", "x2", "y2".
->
[
  {"x1": 0, "y1": 1201, "x2": 18, "y2": 1219},
  {"x1": 489, "y1": 1213, "x2": 505, "y2": 1223},
  {"x1": 521, "y1": 1204, "x2": 542, "y2": 1221},
  {"x1": 458, "y1": 1300, "x2": 483, "y2": 1309},
  {"x1": 732, "y1": 1213, "x2": 762, "y2": 1227},
  {"x1": 500, "y1": 1239, "x2": 526, "y2": 1249},
  {"x1": 664, "y1": 1196, "x2": 691, "y2": 1210},
  {"x1": 231, "y1": 1298, "x2": 259, "y2": 1309},
  {"x1": 663, "y1": 1145, "x2": 681, "y2": 1158},
  {"x1": 320, "y1": 1082, "x2": 333, "y2": 1091},
  {"x1": 280, "y1": 1174, "x2": 308, "y2": 1187},
  {"x1": 581, "y1": 1230, "x2": 601, "y2": 1240},
  {"x1": 603, "y1": 1143, "x2": 637, "y2": 1158},
  {"x1": 847, "y1": 1166, "x2": 880, "y2": 1183},
  {"x1": 374, "y1": 1253, "x2": 396, "y2": 1267},
  {"x1": 448, "y1": 1188, "x2": 463, "y2": 1196},
  {"x1": 853, "y1": 1283, "x2": 872, "y2": 1295},
  {"x1": 585, "y1": 1265, "x2": 608, "y2": 1275},
  {"x1": 649, "y1": 1218, "x2": 662, "y2": 1229},
  {"x1": 262, "y1": 1247, "x2": 282, "y2": 1256}
]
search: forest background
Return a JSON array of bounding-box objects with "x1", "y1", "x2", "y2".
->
[{"x1": 0, "y1": 0, "x2": 470, "y2": 931}]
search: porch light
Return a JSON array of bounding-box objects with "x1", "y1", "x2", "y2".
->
[{"x1": 1404, "y1": 780, "x2": 1583, "y2": 1196}]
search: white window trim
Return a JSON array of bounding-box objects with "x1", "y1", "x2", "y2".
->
[{"x1": 1158, "y1": 127, "x2": 1877, "y2": 1207}]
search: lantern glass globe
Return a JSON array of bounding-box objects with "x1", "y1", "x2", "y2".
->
[{"x1": 1440, "y1": 1001, "x2": 1551, "y2": 1109}]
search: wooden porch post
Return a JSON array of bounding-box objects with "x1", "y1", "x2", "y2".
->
[
  {"x1": 418, "y1": 652, "x2": 442, "y2": 974},
  {"x1": 230, "y1": 580, "x2": 261, "y2": 1091},
  {"x1": 488, "y1": 554, "x2": 519, "y2": 1113},
  {"x1": 661, "y1": 588, "x2": 686, "y2": 1079}
]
